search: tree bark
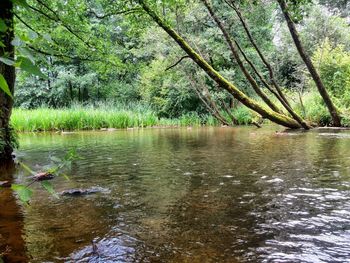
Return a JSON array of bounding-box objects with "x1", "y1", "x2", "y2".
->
[
  {"x1": 0, "y1": 0, "x2": 15, "y2": 161},
  {"x1": 138, "y1": 0, "x2": 302, "y2": 129},
  {"x1": 277, "y1": 0, "x2": 341, "y2": 127}
]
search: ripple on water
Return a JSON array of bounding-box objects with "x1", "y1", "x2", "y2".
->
[
  {"x1": 254, "y1": 185, "x2": 350, "y2": 263},
  {"x1": 8, "y1": 128, "x2": 350, "y2": 262}
]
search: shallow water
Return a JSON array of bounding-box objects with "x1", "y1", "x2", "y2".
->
[{"x1": 1, "y1": 127, "x2": 350, "y2": 262}]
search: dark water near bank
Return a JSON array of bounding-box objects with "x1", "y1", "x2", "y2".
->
[{"x1": 1, "y1": 127, "x2": 350, "y2": 262}]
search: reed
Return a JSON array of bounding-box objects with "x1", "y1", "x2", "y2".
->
[{"x1": 11, "y1": 105, "x2": 223, "y2": 132}]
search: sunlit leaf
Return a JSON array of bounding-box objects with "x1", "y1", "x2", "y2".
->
[
  {"x1": 11, "y1": 184, "x2": 33, "y2": 204},
  {"x1": 28, "y1": 31, "x2": 38, "y2": 40},
  {"x1": 41, "y1": 181, "x2": 59, "y2": 199},
  {"x1": 0, "y1": 74, "x2": 13, "y2": 98},
  {"x1": 0, "y1": 57, "x2": 15, "y2": 66},
  {"x1": 11, "y1": 36, "x2": 24, "y2": 47},
  {"x1": 18, "y1": 47, "x2": 35, "y2": 63},
  {"x1": 18, "y1": 57, "x2": 46, "y2": 78}
]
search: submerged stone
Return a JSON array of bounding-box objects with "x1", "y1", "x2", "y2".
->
[{"x1": 60, "y1": 186, "x2": 110, "y2": 196}]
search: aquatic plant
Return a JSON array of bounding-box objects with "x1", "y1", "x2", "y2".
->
[{"x1": 9, "y1": 149, "x2": 79, "y2": 204}]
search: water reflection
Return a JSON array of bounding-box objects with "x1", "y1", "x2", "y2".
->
[
  {"x1": 0, "y1": 162, "x2": 27, "y2": 263},
  {"x1": 3, "y1": 127, "x2": 350, "y2": 262}
]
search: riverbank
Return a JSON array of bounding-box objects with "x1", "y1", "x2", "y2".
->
[
  {"x1": 11, "y1": 106, "x2": 256, "y2": 132},
  {"x1": 10, "y1": 97, "x2": 350, "y2": 132}
]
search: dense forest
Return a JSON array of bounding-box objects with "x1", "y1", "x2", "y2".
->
[{"x1": 1, "y1": 0, "x2": 350, "y2": 158}]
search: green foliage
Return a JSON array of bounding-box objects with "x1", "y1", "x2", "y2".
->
[
  {"x1": 0, "y1": 73, "x2": 12, "y2": 98},
  {"x1": 313, "y1": 40, "x2": 350, "y2": 106},
  {"x1": 10, "y1": 104, "x2": 257, "y2": 131},
  {"x1": 233, "y1": 106, "x2": 256, "y2": 125},
  {"x1": 303, "y1": 93, "x2": 332, "y2": 125},
  {"x1": 12, "y1": 149, "x2": 79, "y2": 204},
  {"x1": 11, "y1": 104, "x2": 160, "y2": 131},
  {"x1": 286, "y1": 0, "x2": 314, "y2": 22},
  {"x1": 275, "y1": 3, "x2": 350, "y2": 92},
  {"x1": 6, "y1": 0, "x2": 350, "y2": 129}
]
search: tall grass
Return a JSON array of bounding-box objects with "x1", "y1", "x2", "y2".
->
[
  {"x1": 11, "y1": 106, "x2": 155, "y2": 132},
  {"x1": 11, "y1": 104, "x2": 223, "y2": 132}
]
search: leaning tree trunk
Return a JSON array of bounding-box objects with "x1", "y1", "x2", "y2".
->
[
  {"x1": 0, "y1": 0, "x2": 15, "y2": 161},
  {"x1": 277, "y1": 0, "x2": 341, "y2": 127},
  {"x1": 138, "y1": 0, "x2": 302, "y2": 129},
  {"x1": 201, "y1": 0, "x2": 282, "y2": 114},
  {"x1": 202, "y1": 0, "x2": 310, "y2": 130}
]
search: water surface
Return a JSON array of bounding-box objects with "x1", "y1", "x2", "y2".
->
[{"x1": 2, "y1": 127, "x2": 350, "y2": 262}]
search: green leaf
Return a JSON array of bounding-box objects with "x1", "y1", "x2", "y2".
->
[
  {"x1": 43, "y1": 33, "x2": 53, "y2": 43},
  {"x1": 0, "y1": 74, "x2": 13, "y2": 98},
  {"x1": 41, "y1": 181, "x2": 59, "y2": 199},
  {"x1": 0, "y1": 57, "x2": 15, "y2": 66},
  {"x1": 28, "y1": 31, "x2": 38, "y2": 40},
  {"x1": 18, "y1": 57, "x2": 46, "y2": 78},
  {"x1": 18, "y1": 47, "x2": 35, "y2": 63},
  {"x1": 11, "y1": 36, "x2": 24, "y2": 47},
  {"x1": 11, "y1": 184, "x2": 33, "y2": 204},
  {"x1": 11, "y1": 0, "x2": 28, "y2": 8},
  {"x1": 0, "y1": 19, "x2": 8, "y2": 32}
]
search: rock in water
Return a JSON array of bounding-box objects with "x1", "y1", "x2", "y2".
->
[{"x1": 60, "y1": 186, "x2": 110, "y2": 196}]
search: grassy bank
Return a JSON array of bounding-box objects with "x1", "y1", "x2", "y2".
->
[
  {"x1": 10, "y1": 106, "x2": 224, "y2": 132},
  {"x1": 12, "y1": 93, "x2": 349, "y2": 132}
]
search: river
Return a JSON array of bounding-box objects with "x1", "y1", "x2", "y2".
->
[{"x1": 1, "y1": 127, "x2": 350, "y2": 262}]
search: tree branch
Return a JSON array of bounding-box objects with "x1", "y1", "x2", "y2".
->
[{"x1": 165, "y1": 56, "x2": 190, "y2": 71}]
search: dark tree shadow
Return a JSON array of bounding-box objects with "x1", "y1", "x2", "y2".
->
[{"x1": 0, "y1": 161, "x2": 28, "y2": 263}]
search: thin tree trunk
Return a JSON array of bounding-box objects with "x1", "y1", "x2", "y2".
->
[
  {"x1": 68, "y1": 81, "x2": 74, "y2": 101},
  {"x1": 227, "y1": 0, "x2": 291, "y2": 107},
  {"x1": 223, "y1": 0, "x2": 310, "y2": 129},
  {"x1": 0, "y1": 0, "x2": 15, "y2": 161},
  {"x1": 188, "y1": 75, "x2": 233, "y2": 126},
  {"x1": 212, "y1": 84, "x2": 238, "y2": 124},
  {"x1": 277, "y1": 0, "x2": 341, "y2": 127},
  {"x1": 201, "y1": 0, "x2": 282, "y2": 114},
  {"x1": 138, "y1": 0, "x2": 302, "y2": 129}
]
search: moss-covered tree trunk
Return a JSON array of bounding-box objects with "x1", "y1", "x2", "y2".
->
[
  {"x1": 277, "y1": 0, "x2": 341, "y2": 127},
  {"x1": 138, "y1": 0, "x2": 302, "y2": 129},
  {"x1": 0, "y1": 0, "x2": 15, "y2": 161}
]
